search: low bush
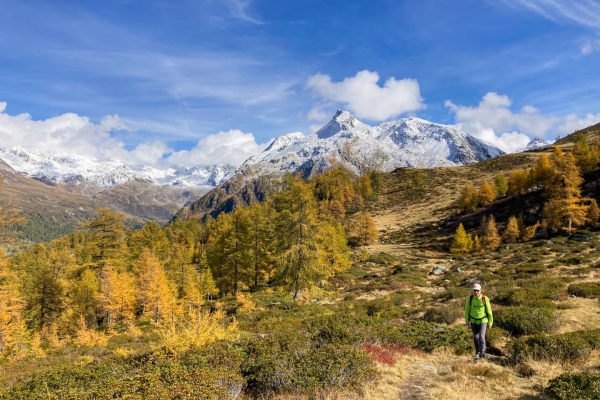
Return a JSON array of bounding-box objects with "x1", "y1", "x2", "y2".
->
[
  {"x1": 568, "y1": 282, "x2": 600, "y2": 298},
  {"x1": 509, "y1": 333, "x2": 591, "y2": 364},
  {"x1": 241, "y1": 331, "x2": 374, "y2": 394},
  {"x1": 494, "y1": 307, "x2": 559, "y2": 336},
  {"x1": 368, "y1": 252, "x2": 398, "y2": 265},
  {"x1": 0, "y1": 354, "x2": 245, "y2": 400},
  {"x1": 545, "y1": 372, "x2": 600, "y2": 400},
  {"x1": 485, "y1": 327, "x2": 509, "y2": 355},
  {"x1": 423, "y1": 302, "x2": 463, "y2": 325},
  {"x1": 379, "y1": 321, "x2": 472, "y2": 355}
]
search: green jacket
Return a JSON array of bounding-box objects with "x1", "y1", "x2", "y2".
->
[{"x1": 464, "y1": 294, "x2": 493, "y2": 325}]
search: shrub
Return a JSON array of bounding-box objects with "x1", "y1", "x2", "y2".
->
[
  {"x1": 509, "y1": 333, "x2": 591, "y2": 364},
  {"x1": 568, "y1": 282, "x2": 600, "y2": 298},
  {"x1": 379, "y1": 321, "x2": 472, "y2": 355},
  {"x1": 545, "y1": 372, "x2": 600, "y2": 400},
  {"x1": 423, "y1": 303, "x2": 463, "y2": 325},
  {"x1": 0, "y1": 357, "x2": 244, "y2": 400},
  {"x1": 241, "y1": 331, "x2": 374, "y2": 394},
  {"x1": 494, "y1": 307, "x2": 559, "y2": 336}
]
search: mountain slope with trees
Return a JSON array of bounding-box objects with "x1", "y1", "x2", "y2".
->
[{"x1": 2, "y1": 122, "x2": 600, "y2": 399}]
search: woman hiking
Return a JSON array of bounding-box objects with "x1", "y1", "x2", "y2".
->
[{"x1": 465, "y1": 283, "x2": 493, "y2": 360}]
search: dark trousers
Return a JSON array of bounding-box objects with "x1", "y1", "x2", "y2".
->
[{"x1": 470, "y1": 323, "x2": 487, "y2": 356}]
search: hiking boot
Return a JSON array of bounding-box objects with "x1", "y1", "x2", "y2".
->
[{"x1": 473, "y1": 354, "x2": 481, "y2": 360}]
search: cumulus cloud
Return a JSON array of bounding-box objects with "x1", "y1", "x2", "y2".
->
[
  {"x1": 445, "y1": 93, "x2": 559, "y2": 152},
  {"x1": 0, "y1": 102, "x2": 267, "y2": 169},
  {"x1": 306, "y1": 70, "x2": 424, "y2": 121},
  {"x1": 558, "y1": 113, "x2": 600, "y2": 133},
  {"x1": 166, "y1": 129, "x2": 270, "y2": 167}
]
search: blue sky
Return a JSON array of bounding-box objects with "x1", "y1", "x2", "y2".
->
[{"x1": 0, "y1": 0, "x2": 599, "y2": 167}]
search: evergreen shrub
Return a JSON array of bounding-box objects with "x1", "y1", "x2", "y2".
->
[
  {"x1": 494, "y1": 307, "x2": 559, "y2": 336},
  {"x1": 568, "y1": 282, "x2": 600, "y2": 298},
  {"x1": 545, "y1": 372, "x2": 600, "y2": 400},
  {"x1": 509, "y1": 333, "x2": 592, "y2": 364},
  {"x1": 423, "y1": 302, "x2": 463, "y2": 325}
]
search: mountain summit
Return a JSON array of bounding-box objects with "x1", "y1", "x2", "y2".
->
[{"x1": 241, "y1": 111, "x2": 504, "y2": 178}]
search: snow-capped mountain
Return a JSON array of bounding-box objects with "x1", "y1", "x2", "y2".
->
[
  {"x1": 523, "y1": 137, "x2": 551, "y2": 151},
  {"x1": 0, "y1": 146, "x2": 236, "y2": 192},
  {"x1": 241, "y1": 110, "x2": 504, "y2": 177}
]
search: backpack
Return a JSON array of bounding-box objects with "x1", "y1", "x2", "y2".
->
[{"x1": 469, "y1": 294, "x2": 490, "y2": 323}]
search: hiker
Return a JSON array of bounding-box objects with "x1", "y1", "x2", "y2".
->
[{"x1": 464, "y1": 283, "x2": 493, "y2": 360}]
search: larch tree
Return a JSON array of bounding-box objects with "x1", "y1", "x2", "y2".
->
[
  {"x1": 69, "y1": 268, "x2": 100, "y2": 329},
  {"x1": 134, "y1": 249, "x2": 177, "y2": 324},
  {"x1": 0, "y1": 249, "x2": 29, "y2": 357},
  {"x1": 544, "y1": 149, "x2": 588, "y2": 234},
  {"x1": 458, "y1": 183, "x2": 478, "y2": 211},
  {"x1": 503, "y1": 216, "x2": 520, "y2": 243},
  {"x1": 24, "y1": 245, "x2": 65, "y2": 331},
  {"x1": 351, "y1": 211, "x2": 379, "y2": 246},
  {"x1": 450, "y1": 224, "x2": 472, "y2": 254},
  {"x1": 478, "y1": 181, "x2": 496, "y2": 207},
  {"x1": 508, "y1": 170, "x2": 527, "y2": 196},
  {"x1": 494, "y1": 173, "x2": 508, "y2": 197},
  {"x1": 273, "y1": 178, "x2": 324, "y2": 301},
  {"x1": 98, "y1": 265, "x2": 136, "y2": 327},
  {"x1": 534, "y1": 154, "x2": 553, "y2": 190},
  {"x1": 572, "y1": 133, "x2": 599, "y2": 174},
  {"x1": 81, "y1": 208, "x2": 128, "y2": 270},
  {"x1": 480, "y1": 215, "x2": 501, "y2": 250}
]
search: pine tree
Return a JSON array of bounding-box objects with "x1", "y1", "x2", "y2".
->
[
  {"x1": 127, "y1": 221, "x2": 171, "y2": 263},
  {"x1": 458, "y1": 184, "x2": 478, "y2": 211},
  {"x1": 478, "y1": 181, "x2": 496, "y2": 207},
  {"x1": 480, "y1": 215, "x2": 501, "y2": 250},
  {"x1": 503, "y1": 216, "x2": 520, "y2": 243},
  {"x1": 450, "y1": 224, "x2": 472, "y2": 254},
  {"x1": 472, "y1": 234, "x2": 482, "y2": 253}
]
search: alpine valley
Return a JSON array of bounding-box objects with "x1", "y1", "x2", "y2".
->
[{"x1": 1, "y1": 110, "x2": 544, "y2": 244}]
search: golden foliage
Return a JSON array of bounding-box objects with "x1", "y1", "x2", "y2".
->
[
  {"x1": 450, "y1": 224, "x2": 472, "y2": 254},
  {"x1": 157, "y1": 309, "x2": 238, "y2": 355},
  {"x1": 503, "y1": 216, "x2": 520, "y2": 243},
  {"x1": 73, "y1": 315, "x2": 110, "y2": 348}
]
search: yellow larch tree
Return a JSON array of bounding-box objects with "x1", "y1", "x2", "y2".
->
[
  {"x1": 98, "y1": 265, "x2": 136, "y2": 328},
  {"x1": 458, "y1": 183, "x2": 478, "y2": 211},
  {"x1": 351, "y1": 211, "x2": 379, "y2": 246},
  {"x1": 134, "y1": 249, "x2": 178, "y2": 324},
  {"x1": 503, "y1": 216, "x2": 520, "y2": 243},
  {"x1": 450, "y1": 223, "x2": 472, "y2": 254},
  {"x1": 544, "y1": 149, "x2": 588, "y2": 234},
  {"x1": 480, "y1": 215, "x2": 501, "y2": 250},
  {"x1": 478, "y1": 181, "x2": 496, "y2": 207}
]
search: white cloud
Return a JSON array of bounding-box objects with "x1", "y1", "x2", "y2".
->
[
  {"x1": 558, "y1": 113, "x2": 600, "y2": 133},
  {"x1": 446, "y1": 92, "x2": 600, "y2": 153},
  {"x1": 167, "y1": 129, "x2": 270, "y2": 167},
  {"x1": 306, "y1": 70, "x2": 424, "y2": 121},
  {"x1": 224, "y1": 0, "x2": 263, "y2": 24},
  {"x1": 500, "y1": 0, "x2": 600, "y2": 30},
  {"x1": 0, "y1": 102, "x2": 267, "y2": 169},
  {"x1": 445, "y1": 92, "x2": 558, "y2": 152}
]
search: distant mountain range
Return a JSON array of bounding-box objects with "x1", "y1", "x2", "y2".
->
[
  {"x1": 3, "y1": 110, "x2": 550, "y2": 243},
  {"x1": 0, "y1": 146, "x2": 236, "y2": 194},
  {"x1": 181, "y1": 111, "x2": 507, "y2": 218}
]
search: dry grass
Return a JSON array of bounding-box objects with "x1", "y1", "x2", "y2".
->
[{"x1": 556, "y1": 297, "x2": 600, "y2": 333}]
